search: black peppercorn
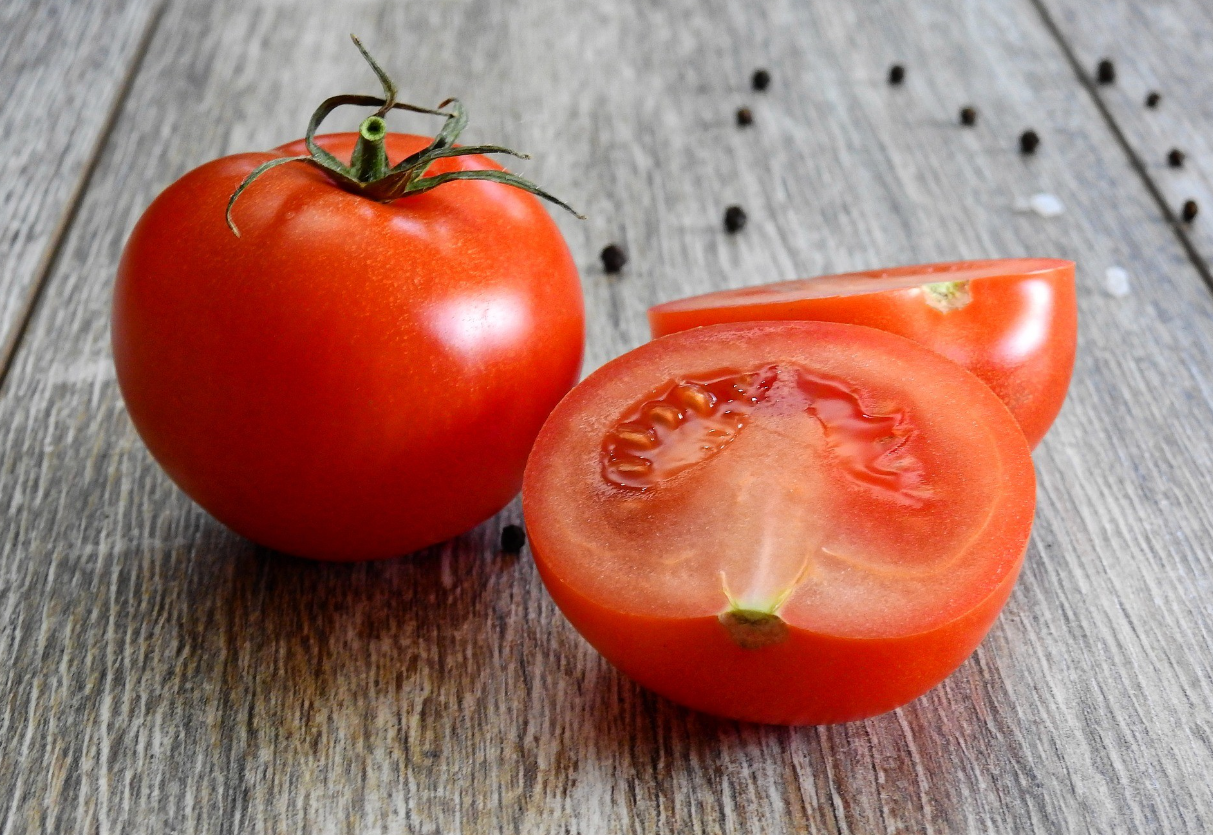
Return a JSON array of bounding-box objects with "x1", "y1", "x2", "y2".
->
[
  {"x1": 736, "y1": 107, "x2": 753, "y2": 126},
  {"x1": 600, "y1": 243, "x2": 627, "y2": 273},
  {"x1": 1168, "y1": 148, "x2": 1185, "y2": 168},
  {"x1": 501, "y1": 524, "x2": 526, "y2": 553},
  {"x1": 1019, "y1": 129, "x2": 1040, "y2": 154},
  {"x1": 724, "y1": 205, "x2": 747, "y2": 233},
  {"x1": 1145, "y1": 91, "x2": 1161, "y2": 108},
  {"x1": 959, "y1": 106, "x2": 977, "y2": 126},
  {"x1": 1182, "y1": 200, "x2": 1199, "y2": 222},
  {"x1": 888, "y1": 64, "x2": 905, "y2": 85},
  {"x1": 1096, "y1": 58, "x2": 1115, "y2": 84},
  {"x1": 751, "y1": 69, "x2": 770, "y2": 91}
]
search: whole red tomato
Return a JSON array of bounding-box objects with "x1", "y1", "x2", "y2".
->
[
  {"x1": 649, "y1": 259, "x2": 1076, "y2": 449},
  {"x1": 112, "y1": 44, "x2": 584, "y2": 561}
]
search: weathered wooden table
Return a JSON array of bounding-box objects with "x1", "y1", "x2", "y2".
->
[{"x1": 3, "y1": 0, "x2": 1212, "y2": 831}]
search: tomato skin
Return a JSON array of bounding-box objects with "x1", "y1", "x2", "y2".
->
[
  {"x1": 649, "y1": 260, "x2": 1076, "y2": 449},
  {"x1": 113, "y1": 133, "x2": 584, "y2": 560},
  {"x1": 523, "y1": 321, "x2": 1035, "y2": 725},
  {"x1": 535, "y1": 554, "x2": 1021, "y2": 725}
]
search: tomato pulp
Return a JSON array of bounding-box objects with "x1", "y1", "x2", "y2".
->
[
  {"x1": 113, "y1": 133, "x2": 584, "y2": 560},
  {"x1": 649, "y1": 259, "x2": 1076, "y2": 448},
  {"x1": 523, "y1": 322, "x2": 1035, "y2": 725}
]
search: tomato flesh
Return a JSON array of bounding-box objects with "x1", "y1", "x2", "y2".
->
[
  {"x1": 523, "y1": 322, "x2": 1035, "y2": 724},
  {"x1": 648, "y1": 258, "x2": 1076, "y2": 449}
]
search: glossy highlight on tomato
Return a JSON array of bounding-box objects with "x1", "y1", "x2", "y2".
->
[
  {"x1": 113, "y1": 132, "x2": 584, "y2": 560},
  {"x1": 649, "y1": 258, "x2": 1076, "y2": 448},
  {"x1": 523, "y1": 321, "x2": 1035, "y2": 725}
]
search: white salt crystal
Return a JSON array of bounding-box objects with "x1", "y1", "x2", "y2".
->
[
  {"x1": 1028, "y1": 193, "x2": 1065, "y2": 217},
  {"x1": 1105, "y1": 266, "x2": 1130, "y2": 297}
]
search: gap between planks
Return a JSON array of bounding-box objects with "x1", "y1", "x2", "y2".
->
[
  {"x1": 0, "y1": 1, "x2": 168, "y2": 397},
  {"x1": 1028, "y1": 0, "x2": 1213, "y2": 295}
]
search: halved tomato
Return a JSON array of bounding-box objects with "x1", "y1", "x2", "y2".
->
[
  {"x1": 648, "y1": 259, "x2": 1076, "y2": 449},
  {"x1": 523, "y1": 321, "x2": 1035, "y2": 725}
]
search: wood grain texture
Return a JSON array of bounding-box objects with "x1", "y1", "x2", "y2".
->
[
  {"x1": 1034, "y1": 0, "x2": 1213, "y2": 285},
  {"x1": 2, "y1": 0, "x2": 1213, "y2": 832},
  {"x1": 0, "y1": 0, "x2": 160, "y2": 377}
]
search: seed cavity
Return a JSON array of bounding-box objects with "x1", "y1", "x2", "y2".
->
[
  {"x1": 602, "y1": 366, "x2": 778, "y2": 489},
  {"x1": 602, "y1": 364, "x2": 925, "y2": 501}
]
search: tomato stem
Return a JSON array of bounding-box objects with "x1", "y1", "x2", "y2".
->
[
  {"x1": 225, "y1": 34, "x2": 584, "y2": 236},
  {"x1": 350, "y1": 115, "x2": 390, "y2": 182}
]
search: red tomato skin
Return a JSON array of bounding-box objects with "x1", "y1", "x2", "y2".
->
[
  {"x1": 113, "y1": 133, "x2": 584, "y2": 560},
  {"x1": 534, "y1": 553, "x2": 1022, "y2": 725},
  {"x1": 649, "y1": 263, "x2": 1076, "y2": 449}
]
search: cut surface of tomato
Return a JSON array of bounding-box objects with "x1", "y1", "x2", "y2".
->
[
  {"x1": 648, "y1": 258, "x2": 1076, "y2": 449},
  {"x1": 523, "y1": 321, "x2": 1035, "y2": 724}
]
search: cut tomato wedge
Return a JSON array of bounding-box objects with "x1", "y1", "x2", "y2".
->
[
  {"x1": 649, "y1": 258, "x2": 1076, "y2": 449},
  {"x1": 523, "y1": 321, "x2": 1035, "y2": 725}
]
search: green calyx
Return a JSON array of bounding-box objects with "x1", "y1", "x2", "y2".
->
[
  {"x1": 719, "y1": 608, "x2": 789, "y2": 650},
  {"x1": 718, "y1": 574, "x2": 793, "y2": 650},
  {"x1": 922, "y1": 280, "x2": 973, "y2": 312},
  {"x1": 226, "y1": 34, "x2": 584, "y2": 236}
]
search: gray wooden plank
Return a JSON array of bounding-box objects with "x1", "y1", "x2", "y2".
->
[
  {"x1": 0, "y1": 0, "x2": 160, "y2": 380},
  {"x1": 1037, "y1": 0, "x2": 1213, "y2": 280},
  {"x1": 1, "y1": 0, "x2": 1212, "y2": 832}
]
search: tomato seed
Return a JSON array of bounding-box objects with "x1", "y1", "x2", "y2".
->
[
  {"x1": 1019, "y1": 130, "x2": 1040, "y2": 154},
  {"x1": 674, "y1": 383, "x2": 716, "y2": 415},
  {"x1": 601, "y1": 243, "x2": 627, "y2": 273},
  {"x1": 959, "y1": 106, "x2": 977, "y2": 126},
  {"x1": 1146, "y1": 91, "x2": 1161, "y2": 108},
  {"x1": 501, "y1": 524, "x2": 526, "y2": 553},
  {"x1": 1182, "y1": 200, "x2": 1199, "y2": 222},
  {"x1": 646, "y1": 403, "x2": 685, "y2": 428},
  {"x1": 752, "y1": 69, "x2": 771, "y2": 91},
  {"x1": 611, "y1": 457, "x2": 653, "y2": 475},
  {"x1": 1168, "y1": 148, "x2": 1185, "y2": 168},
  {"x1": 736, "y1": 107, "x2": 753, "y2": 127},
  {"x1": 1096, "y1": 58, "x2": 1116, "y2": 84},
  {"x1": 724, "y1": 205, "x2": 748, "y2": 233},
  {"x1": 888, "y1": 64, "x2": 905, "y2": 85},
  {"x1": 613, "y1": 424, "x2": 659, "y2": 449}
]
